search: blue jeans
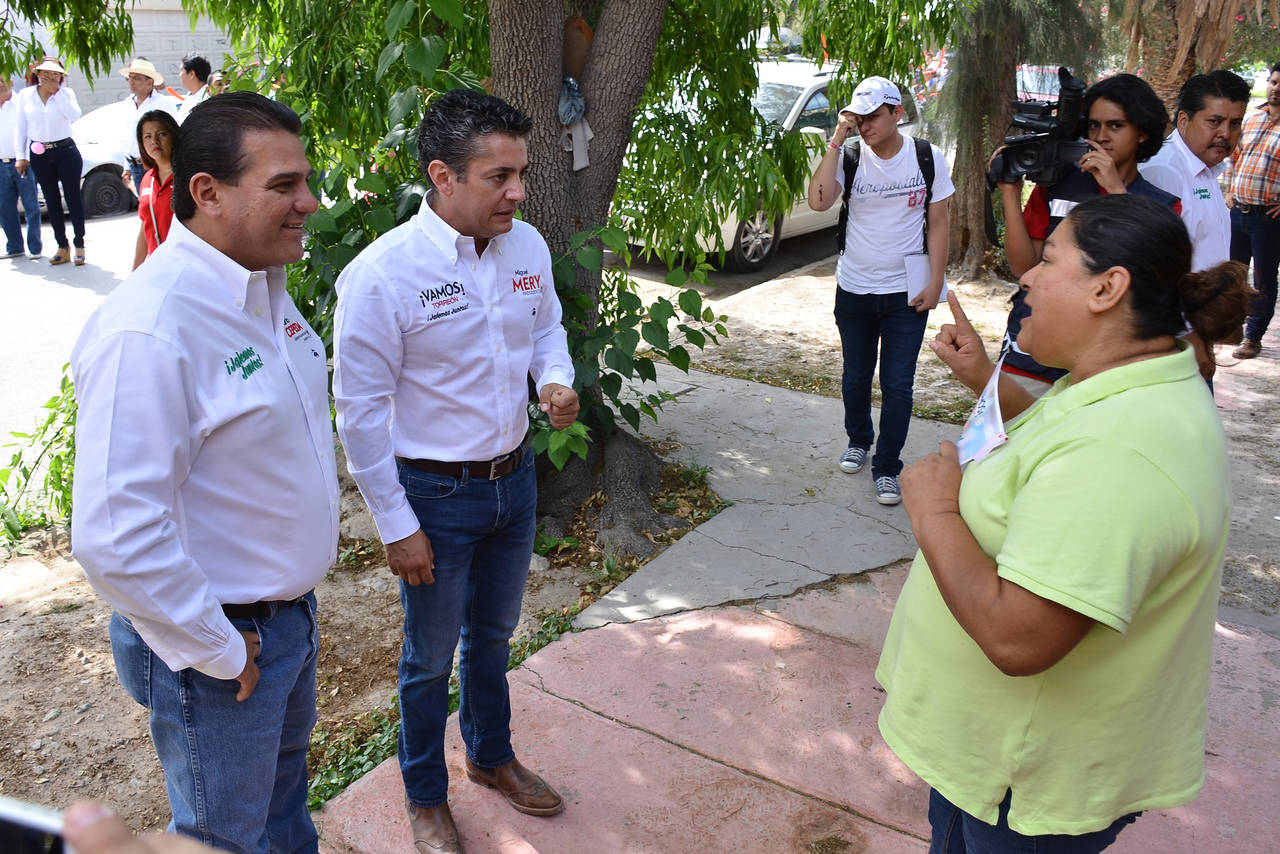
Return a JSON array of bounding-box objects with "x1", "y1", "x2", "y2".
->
[
  {"x1": 28, "y1": 143, "x2": 85, "y2": 250},
  {"x1": 1234, "y1": 206, "x2": 1280, "y2": 342},
  {"x1": 834, "y1": 287, "x2": 929, "y2": 477},
  {"x1": 928, "y1": 789, "x2": 1139, "y2": 854},
  {"x1": 0, "y1": 161, "x2": 41, "y2": 255},
  {"x1": 397, "y1": 445, "x2": 537, "y2": 808},
  {"x1": 110, "y1": 594, "x2": 320, "y2": 854}
]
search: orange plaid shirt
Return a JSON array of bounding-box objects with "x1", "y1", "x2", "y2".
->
[{"x1": 1229, "y1": 106, "x2": 1280, "y2": 206}]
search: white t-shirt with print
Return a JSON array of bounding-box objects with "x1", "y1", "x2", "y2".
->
[{"x1": 834, "y1": 134, "x2": 955, "y2": 294}]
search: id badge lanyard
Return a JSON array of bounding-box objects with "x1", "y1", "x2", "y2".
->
[{"x1": 956, "y1": 355, "x2": 1011, "y2": 464}]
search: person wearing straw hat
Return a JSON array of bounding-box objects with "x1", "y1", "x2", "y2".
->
[
  {"x1": 117, "y1": 57, "x2": 177, "y2": 191},
  {"x1": 13, "y1": 57, "x2": 84, "y2": 265}
]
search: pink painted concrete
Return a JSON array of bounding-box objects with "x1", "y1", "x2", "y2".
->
[
  {"x1": 512, "y1": 601, "x2": 931, "y2": 838},
  {"x1": 314, "y1": 680, "x2": 926, "y2": 853},
  {"x1": 316, "y1": 563, "x2": 1280, "y2": 853}
]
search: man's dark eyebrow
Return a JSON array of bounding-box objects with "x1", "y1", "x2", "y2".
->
[{"x1": 265, "y1": 169, "x2": 315, "y2": 184}]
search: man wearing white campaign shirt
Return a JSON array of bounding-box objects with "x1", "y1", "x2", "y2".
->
[
  {"x1": 176, "y1": 54, "x2": 213, "y2": 124},
  {"x1": 807, "y1": 76, "x2": 954, "y2": 507},
  {"x1": 117, "y1": 58, "x2": 177, "y2": 190},
  {"x1": 0, "y1": 75, "x2": 42, "y2": 258},
  {"x1": 1140, "y1": 70, "x2": 1250, "y2": 272},
  {"x1": 72, "y1": 92, "x2": 335, "y2": 854},
  {"x1": 334, "y1": 89, "x2": 577, "y2": 854}
]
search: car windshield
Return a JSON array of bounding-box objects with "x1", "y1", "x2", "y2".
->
[{"x1": 753, "y1": 82, "x2": 803, "y2": 126}]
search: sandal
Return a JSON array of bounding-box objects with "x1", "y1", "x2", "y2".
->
[
  {"x1": 74, "y1": 248, "x2": 85, "y2": 266},
  {"x1": 49, "y1": 247, "x2": 71, "y2": 265}
]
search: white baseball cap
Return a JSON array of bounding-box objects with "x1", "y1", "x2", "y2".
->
[{"x1": 843, "y1": 77, "x2": 902, "y2": 116}]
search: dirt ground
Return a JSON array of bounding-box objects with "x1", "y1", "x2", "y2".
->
[{"x1": 1, "y1": 260, "x2": 1277, "y2": 832}]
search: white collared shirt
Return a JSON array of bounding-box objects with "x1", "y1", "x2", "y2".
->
[
  {"x1": 71, "y1": 219, "x2": 339, "y2": 680},
  {"x1": 12, "y1": 84, "x2": 81, "y2": 158},
  {"x1": 176, "y1": 85, "x2": 210, "y2": 124},
  {"x1": 0, "y1": 97, "x2": 21, "y2": 159},
  {"x1": 333, "y1": 198, "x2": 574, "y2": 544},
  {"x1": 123, "y1": 90, "x2": 178, "y2": 158},
  {"x1": 1139, "y1": 130, "x2": 1230, "y2": 271}
]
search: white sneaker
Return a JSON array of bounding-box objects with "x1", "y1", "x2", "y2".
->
[
  {"x1": 874, "y1": 475, "x2": 901, "y2": 505},
  {"x1": 839, "y1": 446, "x2": 868, "y2": 473}
]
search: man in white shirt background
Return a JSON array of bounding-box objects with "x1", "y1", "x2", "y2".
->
[
  {"x1": 1139, "y1": 70, "x2": 1250, "y2": 272},
  {"x1": 71, "y1": 92, "x2": 335, "y2": 854},
  {"x1": 177, "y1": 55, "x2": 213, "y2": 123},
  {"x1": 806, "y1": 76, "x2": 954, "y2": 506},
  {"x1": 0, "y1": 75, "x2": 42, "y2": 258},
  {"x1": 334, "y1": 89, "x2": 578, "y2": 854},
  {"x1": 118, "y1": 57, "x2": 176, "y2": 190}
]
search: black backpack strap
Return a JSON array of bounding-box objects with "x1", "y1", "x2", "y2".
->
[
  {"x1": 835, "y1": 141, "x2": 861, "y2": 254},
  {"x1": 915, "y1": 136, "x2": 934, "y2": 254}
]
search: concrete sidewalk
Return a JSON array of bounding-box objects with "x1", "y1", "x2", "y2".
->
[{"x1": 314, "y1": 365, "x2": 1280, "y2": 853}]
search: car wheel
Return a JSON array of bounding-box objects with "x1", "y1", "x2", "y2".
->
[
  {"x1": 726, "y1": 210, "x2": 782, "y2": 272},
  {"x1": 82, "y1": 170, "x2": 129, "y2": 217}
]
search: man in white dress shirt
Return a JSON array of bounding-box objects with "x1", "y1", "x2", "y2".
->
[
  {"x1": 0, "y1": 75, "x2": 42, "y2": 258},
  {"x1": 177, "y1": 55, "x2": 213, "y2": 123},
  {"x1": 72, "y1": 92, "x2": 335, "y2": 854},
  {"x1": 1140, "y1": 70, "x2": 1250, "y2": 272},
  {"x1": 334, "y1": 89, "x2": 578, "y2": 854}
]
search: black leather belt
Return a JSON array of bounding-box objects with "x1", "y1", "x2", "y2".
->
[
  {"x1": 36, "y1": 138, "x2": 73, "y2": 151},
  {"x1": 398, "y1": 443, "x2": 526, "y2": 481},
  {"x1": 222, "y1": 597, "x2": 306, "y2": 619},
  {"x1": 1235, "y1": 202, "x2": 1275, "y2": 214},
  {"x1": 0, "y1": 158, "x2": 13, "y2": 164}
]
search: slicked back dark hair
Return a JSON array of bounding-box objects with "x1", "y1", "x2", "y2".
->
[
  {"x1": 417, "y1": 89, "x2": 532, "y2": 187},
  {"x1": 135, "y1": 109, "x2": 180, "y2": 172},
  {"x1": 1083, "y1": 74, "x2": 1169, "y2": 162},
  {"x1": 172, "y1": 92, "x2": 302, "y2": 221},
  {"x1": 1271, "y1": 60, "x2": 1280, "y2": 75},
  {"x1": 1175, "y1": 70, "x2": 1250, "y2": 120},
  {"x1": 182, "y1": 55, "x2": 212, "y2": 85}
]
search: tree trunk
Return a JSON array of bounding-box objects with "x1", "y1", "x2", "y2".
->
[
  {"x1": 946, "y1": 7, "x2": 1019, "y2": 279},
  {"x1": 489, "y1": 0, "x2": 681, "y2": 557},
  {"x1": 1140, "y1": 0, "x2": 1198, "y2": 118}
]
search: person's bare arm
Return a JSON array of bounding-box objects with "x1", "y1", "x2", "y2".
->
[
  {"x1": 902, "y1": 442, "x2": 1095, "y2": 676},
  {"x1": 808, "y1": 113, "x2": 857, "y2": 212},
  {"x1": 930, "y1": 292, "x2": 1037, "y2": 420},
  {"x1": 132, "y1": 225, "x2": 147, "y2": 270}
]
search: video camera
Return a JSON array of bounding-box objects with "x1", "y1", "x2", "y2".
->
[{"x1": 986, "y1": 66, "x2": 1089, "y2": 188}]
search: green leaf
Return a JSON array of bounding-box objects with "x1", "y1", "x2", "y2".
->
[
  {"x1": 375, "y1": 42, "x2": 403, "y2": 82},
  {"x1": 667, "y1": 346, "x2": 690, "y2": 372},
  {"x1": 405, "y1": 36, "x2": 446, "y2": 81},
  {"x1": 604, "y1": 347, "x2": 634, "y2": 376},
  {"x1": 618, "y1": 403, "x2": 641, "y2": 432},
  {"x1": 599, "y1": 226, "x2": 627, "y2": 254},
  {"x1": 384, "y1": 0, "x2": 415, "y2": 39},
  {"x1": 388, "y1": 88, "x2": 419, "y2": 129},
  {"x1": 678, "y1": 289, "x2": 703, "y2": 318},
  {"x1": 634, "y1": 357, "x2": 657, "y2": 383},
  {"x1": 368, "y1": 207, "x2": 396, "y2": 235},
  {"x1": 427, "y1": 0, "x2": 466, "y2": 29},
  {"x1": 355, "y1": 172, "x2": 388, "y2": 194},
  {"x1": 683, "y1": 327, "x2": 706, "y2": 349},
  {"x1": 307, "y1": 209, "x2": 339, "y2": 235},
  {"x1": 575, "y1": 245, "x2": 603, "y2": 272},
  {"x1": 664, "y1": 267, "x2": 689, "y2": 287},
  {"x1": 599, "y1": 372, "x2": 622, "y2": 400},
  {"x1": 641, "y1": 320, "x2": 670, "y2": 350},
  {"x1": 618, "y1": 290, "x2": 643, "y2": 313},
  {"x1": 649, "y1": 298, "x2": 675, "y2": 326}
]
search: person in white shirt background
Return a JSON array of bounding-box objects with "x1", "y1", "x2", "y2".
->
[
  {"x1": 13, "y1": 57, "x2": 83, "y2": 265},
  {"x1": 0, "y1": 74, "x2": 42, "y2": 259},
  {"x1": 117, "y1": 58, "x2": 176, "y2": 191},
  {"x1": 177, "y1": 55, "x2": 213, "y2": 123},
  {"x1": 1139, "y1": 69, "x2": 1250, "y2": 273},
  {"x1": 71, "y1": 92, "x2": 335, "y2": 854},
  {"x1": 334, "y1": 89, "x2": 579, "y2": 854}
]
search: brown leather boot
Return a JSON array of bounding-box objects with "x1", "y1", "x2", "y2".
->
[
  {"x1": 464, "y1": 756, "x2": 564, "y2": 816},
  {"x1": 406, "y1": 799, "x2": 462, "y2": 853}
]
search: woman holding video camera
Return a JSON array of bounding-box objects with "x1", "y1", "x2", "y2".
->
[
  {"x1": 878, "y1": 193, "x2": 1248, "y2": 852},
  {"x1": 994, "y1": 74, "x2": 1180, "y2": 393}
]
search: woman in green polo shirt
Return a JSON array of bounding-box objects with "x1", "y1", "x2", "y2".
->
[{"x1": 877, "y1": 193, "x2": 1249, "y2": 852}]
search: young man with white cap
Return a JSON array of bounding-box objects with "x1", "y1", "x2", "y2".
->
[
  {"x1": 807, "y1": 76, "x2": 954, "y2": 505},
  {"x1": 117, "y1": 57, "x2": 176, "y2": 189}
]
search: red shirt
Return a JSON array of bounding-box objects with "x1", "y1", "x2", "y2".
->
[{"x1": 138, "y1": 168, "x2": 174, "y2": 254}]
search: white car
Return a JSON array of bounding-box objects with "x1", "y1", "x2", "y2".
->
[{"x1": 717, "y1": 60, "x2": 919, "y2": 271}]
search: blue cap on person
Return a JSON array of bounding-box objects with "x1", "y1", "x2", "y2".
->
[{"x1": 843, "y1": 77, "x2": 902, "y2": 115}]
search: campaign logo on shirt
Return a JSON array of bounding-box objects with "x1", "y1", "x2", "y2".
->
[
  {"x1": 511, "y1": 268, "x2": 542, "y2": 295},
  {"x1": 419, "y1": 281, "x2": 470, "y2": 322},
  {"x1": 1193, "y1": 188, "x2": 1212, "y2": 200},
  {"x1": 853, "y1": 171, "x2": 927, "y2": 205},
  {"x1": 224, "y1": 346, "x2": 264, "y2": 381},
  {"x1": 283, "y1": 316, "x2": 313, "y2": 342}
]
